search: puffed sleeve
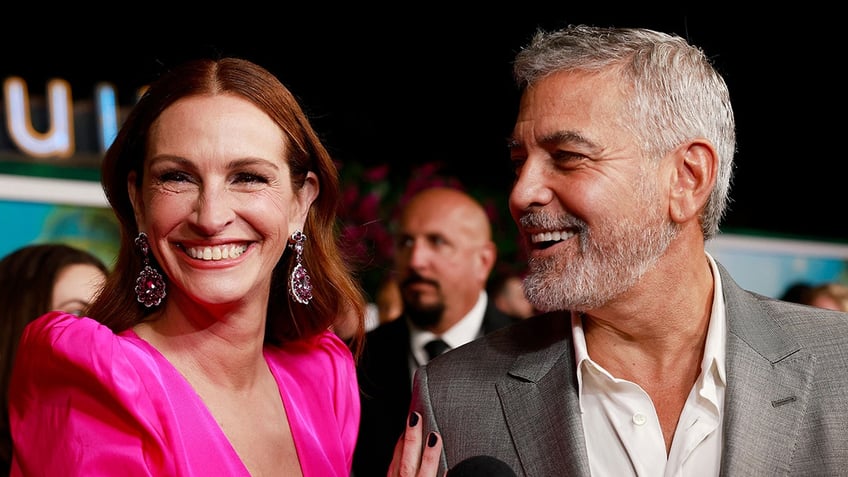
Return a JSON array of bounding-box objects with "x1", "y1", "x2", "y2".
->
[{"x1": 8, "y1": 311, "x2": 171, "y2": 477}]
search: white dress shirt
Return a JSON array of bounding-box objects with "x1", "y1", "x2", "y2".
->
[
  {"x1": 408, "y1": 291, "x2": 488, "y2": 374},
  {"x1": 574, "y1": 253, "x2": 727, "y2": 476}
]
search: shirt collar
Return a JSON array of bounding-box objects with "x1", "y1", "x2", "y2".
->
[
  {"x1": 704, "y1": 251, "x2": 727, "y2": 387},
  {"x1": 410, "y1": 291, "x2": 488, "y2": 363},
  {"x1": 572, "y1": 252, "x2": 727, "y2": 404}
]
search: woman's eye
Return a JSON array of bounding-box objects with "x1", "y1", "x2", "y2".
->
[
  {"x1": 233, "y1": 172, "x2": 269, "y2": 184},
  {"x1": 159, "y1": 171, "x2": 192, "y2": 183}
]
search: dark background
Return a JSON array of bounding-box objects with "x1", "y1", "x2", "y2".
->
[{"x1": 2, "y1": 7, "x2": 844, "y2": 243}]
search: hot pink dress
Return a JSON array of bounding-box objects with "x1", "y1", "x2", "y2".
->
[{"x1": 9, "y1": 311, "x2": 360, "y2": 476}]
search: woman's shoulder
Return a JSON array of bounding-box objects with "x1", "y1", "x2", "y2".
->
[
  {"x1": 15, "y1": 311, "x2": 155, "y2": 392},
  {"x1": 21, "y1": 310, "x2": 115, "y2": 355}
]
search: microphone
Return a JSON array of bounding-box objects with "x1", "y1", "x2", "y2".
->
[{"x1": 447, "y1": 455, "x2": 518, "y2": 476}]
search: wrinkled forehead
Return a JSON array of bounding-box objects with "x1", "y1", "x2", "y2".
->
[{"x1": 512, "y1": 69, "x2": 631, "y2": 150}]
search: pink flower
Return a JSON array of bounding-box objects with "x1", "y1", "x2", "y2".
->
[
  {"x1": 357, "y1": 192, "x2": 381, "y2": 221},
  {"x1": 363, "y1": 164, "x2": 390, "y2": 182}
]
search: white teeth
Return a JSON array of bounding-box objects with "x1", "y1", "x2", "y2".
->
[
  {"x1": 186, "y1": 244, "x2": 247, "y2": 261},
  {"x1": 530, "y1": 230, "x2": 575, "y2": 243}
]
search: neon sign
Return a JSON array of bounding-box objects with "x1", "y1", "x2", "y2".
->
[{"x1": 1, "y1": 77, "x2": 137, "y2": 162}]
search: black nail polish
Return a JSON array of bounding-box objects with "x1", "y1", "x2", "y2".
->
[
  {"x1": 427, "y1": 432, "x2": 438, "y2": 447},
  {"x1": 408, "y1": 412, "x2": 419, "y2": 427}
]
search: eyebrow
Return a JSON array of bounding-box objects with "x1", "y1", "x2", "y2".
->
[
  {"x1": 149, "y1": 155, "x2": 281, "y2": 171},
  {"x1": 227, "y1": 157, "x2": 281, "y2": 171},
  {"x1": 507, "y1": 130, "x2": 596, "y2": 151}
]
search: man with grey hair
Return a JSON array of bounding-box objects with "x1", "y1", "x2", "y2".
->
[{"x1": 390, "y1": 25, "x2": 848, "y2": 476}]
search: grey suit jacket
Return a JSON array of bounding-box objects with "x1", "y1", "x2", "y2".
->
[{"x1": 411, "y1": 262, "x2": 848, "y2": 476}]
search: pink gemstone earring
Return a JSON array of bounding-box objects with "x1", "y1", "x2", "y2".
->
[
  {"x1": 288, "y1": 231, "x2": 313, "y2": 305},
  {"x1": 134, "y1": 232, "x2": 166, "y2": 308}
]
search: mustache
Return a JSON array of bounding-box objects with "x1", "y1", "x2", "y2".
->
[
  {"x1": 401, "y1": 274, "x2": 439, "y2": 290},
  {"x1": 519, "y1": 211, "x2": 585, "y2": 230}
]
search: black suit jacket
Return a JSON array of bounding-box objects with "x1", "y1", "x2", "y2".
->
[{"x1": 352, "y1": 302, "x2": 517, "y2": 476}]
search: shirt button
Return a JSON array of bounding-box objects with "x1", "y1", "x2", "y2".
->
[{"x1": 632, "y1": 412, "x2": 647, "y2": 426}]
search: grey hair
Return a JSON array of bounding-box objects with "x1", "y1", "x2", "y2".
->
[{"x1": 513, "y1": 25, "x2": 735, "y2": 240}]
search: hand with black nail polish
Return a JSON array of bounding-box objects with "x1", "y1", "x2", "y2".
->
[{"x1": 386, "y1": 411, "x2": 444, "y2": 477}]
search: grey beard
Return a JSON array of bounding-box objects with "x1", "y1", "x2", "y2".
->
[{"x1": 524, "y1": 213, "x2": 678, "y2": 313}]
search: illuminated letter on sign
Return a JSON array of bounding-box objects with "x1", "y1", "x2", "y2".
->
[{"x1": 3, "y1": 77, "x2": 74, "y2": 158}]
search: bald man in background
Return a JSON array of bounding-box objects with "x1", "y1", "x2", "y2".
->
[{"x1": 353, "y1": 187, "x2": 519, "y2": 476}]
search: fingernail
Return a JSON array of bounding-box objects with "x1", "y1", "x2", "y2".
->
[
  {"x1": 427, "y1": 432, "x2": 438, "y2": 447},
  {"x1": 408, "y1": 412, "x2": 419, "y2": 427}
]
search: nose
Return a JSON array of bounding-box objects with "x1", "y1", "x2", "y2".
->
[
  {"x1": 509, "y1": 158, "x2": 553, "y2": 217},
  {"x1": 191, "y1": 184, "x2": 235, "y2": 235},
  {"x1": 398, "y1": 238, "x2": 430, "y2": 274}
]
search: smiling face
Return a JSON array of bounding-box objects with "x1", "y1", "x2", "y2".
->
[
  {"x1": 394, "y1": 188, "x2": 496, "y2": 332},
  {"x1": 128, "y1": 94, "x2": 317, "y2": 311},
  {"x1": 508, "y1": 69, "x2": 678, "y2": 312}
]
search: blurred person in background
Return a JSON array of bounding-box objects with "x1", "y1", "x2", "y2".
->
[
  {"x1": 488, "y1": 270, "x2": 535, "y2": 319},
  {"x1": 779, "y1": 281, "x2": 848, "y2": 311},
  {"x1": 365, "y1": 274, "x2": 403, "y2": 331},
  {"x1": 0, "y1": 243, "x2": 108, "y2": 476},
  {"x1": 805, "y1": 282, "x2": 848, "y2": 311},
  {"x1": 778, "y1": 281, "x2": 813, "y2": 304},
  {"x1": 354, "y1": 186, "x2": 518, "y2": 476}
]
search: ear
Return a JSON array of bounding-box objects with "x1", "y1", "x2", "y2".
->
[
  {"x1": 127, "y1": 170, "x2": 145, "y2": 230},
  {"x1": 478, "y1": 241, "x2": 498, "y2": 281},
  {"x1": 290, "y1": 171, "x2": 320, "y2": 231},
  {"x1": 667, "y1": 140, "x2": 717, "y2": 224}
]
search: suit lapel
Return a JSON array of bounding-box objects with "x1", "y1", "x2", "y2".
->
[
  {"x1": 479, "y1": 263, "x2": 815, "y2": 475},
  {"x1": 497, "y1": 313, "x2": 591, "y2": 476},
  {"x1": 717, "y1": 264, "x2": 813, "y2": 475}
]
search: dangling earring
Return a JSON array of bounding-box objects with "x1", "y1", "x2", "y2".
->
[
  {"x1": 134, "y1": 232, "x2": 166, "y2": 308},
  {"x1": 288, "y1": 230, "x2": 312, "y2": 305}
]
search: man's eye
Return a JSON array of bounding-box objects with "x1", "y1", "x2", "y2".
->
[{"x1": 552, "y1": 151, "x2": 586, "y2": 163}]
